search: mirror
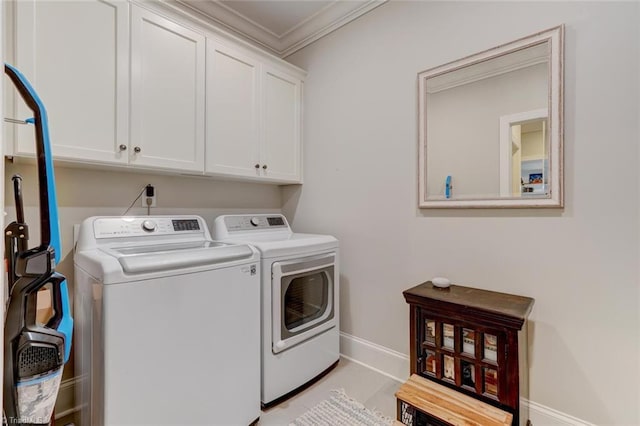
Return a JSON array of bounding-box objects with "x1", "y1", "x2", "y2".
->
[{"x1": 418, "y1": 26, "x2": 564, "y2": 208}]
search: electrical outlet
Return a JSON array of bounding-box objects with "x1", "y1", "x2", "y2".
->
[
  {"x1": 142, "y1": 185, "x2": 156, "y2": 208},
  {"x1": 142, "y1": 195, "x2": 156, "y2": 207}
]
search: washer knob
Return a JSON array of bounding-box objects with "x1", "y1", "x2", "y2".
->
[
  {"x1": 141, "y1": 220, "x2": 157, "y2": 232},
  {"x1": 250, "y1": 217, "x2": 260, "y2": 227}
]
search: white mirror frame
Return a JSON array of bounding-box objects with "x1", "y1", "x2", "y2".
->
[{"x1": 418, "y1": 25, "x2": 564, "y2": 208}]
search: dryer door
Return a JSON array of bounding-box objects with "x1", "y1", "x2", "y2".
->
[{"x1": 271, "y1": 253, "x2": 336, "y2": 353}]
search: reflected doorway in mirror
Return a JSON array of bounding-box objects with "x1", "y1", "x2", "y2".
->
[{"x1": 499, "y1": 108, "x2": 549, "y2": 198}]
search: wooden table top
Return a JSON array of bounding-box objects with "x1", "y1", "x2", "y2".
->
[{"x1": 404, "y1": 281, "x2": 534, "y2": 323}]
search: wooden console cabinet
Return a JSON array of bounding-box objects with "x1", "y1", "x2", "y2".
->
[{"x1": 403, "y1": 281, "x2": 534, "y2": 425}]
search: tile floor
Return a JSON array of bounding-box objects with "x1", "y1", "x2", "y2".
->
[
  {"x1": 58, "y1": 356, "x2": 401, "y2": 426},
  {"x1": 259, "y1": 357, "x2": 402, "y2": 425}
]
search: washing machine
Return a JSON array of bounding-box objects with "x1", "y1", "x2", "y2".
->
[
  {"x1": 74, "y1": 215, "x2": 261, "y2": 425},
  {"x1": 213, "y1": 214, "x2": 339, "y2": 407}
]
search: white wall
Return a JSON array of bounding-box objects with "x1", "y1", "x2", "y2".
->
[
  {"x1": 284, "y1": 2, "x2": 639, "y2": 425},
  {"x1": 522, "y1": 130, "x2": 544, "y2": 160},
  {"x1": 3, "y1": 160, "x2": 282, "y2": 268},
  {"x1": 3, "y1": 160, "x2": 282, "y2": 378}
]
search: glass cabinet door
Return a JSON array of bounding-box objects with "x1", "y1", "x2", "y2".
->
[
  {"x1": 442, "y1": 323, "x2": 455, "y2": 349},
  {"x1": 425, "y1": 319, "x2": 436, "y2": 345},
  {"x1": 415, "y1": 309, "x2": 506, "y2": 404},
  {"x1": 483, "y1": 333, "x2": 498, "y2": 362},
  {"x1": 462, "y1": 328, "x2": 475, "y2": 356},
  {"x1": 483, "y1": 367, "x2": 498, "y2": 397}
]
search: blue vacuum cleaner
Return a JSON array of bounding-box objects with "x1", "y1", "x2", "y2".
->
[{"x1": 3, "y1": 63, "x2": 73, "y2": 425}]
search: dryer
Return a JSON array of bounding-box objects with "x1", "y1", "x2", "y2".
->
[
  {"x1": 74, "y1": 215, "x2": 261, "y2": 425},
  {"x1": 213, "y1": 214, "x2": 339, "y2": 407}
]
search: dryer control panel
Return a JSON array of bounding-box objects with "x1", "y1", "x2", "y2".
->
[
  {"x1": 93, "y1": 216, "x2": 203, "y2": 238},
  {"x1": 222, "y1": 215, "x2": 289, "y2": 232}
]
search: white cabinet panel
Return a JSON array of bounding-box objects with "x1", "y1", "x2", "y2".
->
[
  {"x1": 10, "y1": 2, "x2": 302, "y2": 182},
  {"x1": 130, "y1": 5, "x2": 205, "y2": 172},
  {"x1": 13, "y1": 0, "x2": 129, "y2": 163},
  {"x1": 262, "y1": 68, "x2": 302, "y2": 182},
  {"x1": 205, "y1": 42, "x2": 260, "y2": 177},
  {"x1": 204, "y1": 43, "x2": 303, "y2": 184}
]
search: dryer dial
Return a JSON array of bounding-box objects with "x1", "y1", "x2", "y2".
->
[{"x1": 250, "y1": 217, "x2": 260, "y2": 227}]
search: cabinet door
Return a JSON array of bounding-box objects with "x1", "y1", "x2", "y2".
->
[
  {"x1": 130, "y1": 5, "x2": 205, "y2": 172},
  {"x1": 261, "y1": 67, "x2": 302, "y2": 183},
  {"x1": 205, "y1": 41, "x2": 260, "y2": 177},
  {"x1": 13, "y1": 0, "x2": 129, "y2": 163}
]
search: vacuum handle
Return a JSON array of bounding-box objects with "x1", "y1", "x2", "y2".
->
[
  {"x1": 45, "y1": 273, "x2": 65, "y2": 328},
  {"x1": 4, "y1": 64, "x2": 51, "y2": 249},
  {"x1": 5, "y1": 175, "x2": 28, "y2": 293},
  {"x1": 45, "y1": 273, "x2": 73, "y2": 363},
  {"x1": 12, "y1": 175, "x2": 24, "y2": 224},
  {"x1": 4, "y1": 63, "x2": 74, "y2": 363},
  {"x1": 11, "y1": 175, "x2": 29, "y2": 256}
]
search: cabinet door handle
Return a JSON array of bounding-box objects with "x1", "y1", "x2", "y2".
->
[
  {"x1": 254, "y1": 164, "x2": 260, "y2": 169},
  {"x1": 262, "y1": 164, "x2": 268, "y2": 170},
  {"x1": 134, "y1": 146, "x2": 141, "y2": 153},
  {"x1": 119, "y1": 144, "x2": 127, "y2": 151}
]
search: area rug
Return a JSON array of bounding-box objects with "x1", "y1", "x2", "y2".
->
[{"x1": 289, "y1": 389, "x2": 394, "y2": 426}]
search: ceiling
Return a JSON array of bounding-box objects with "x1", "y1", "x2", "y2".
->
[{"x1": 166, "y1": 0, "x2": 387, "y2": 57}]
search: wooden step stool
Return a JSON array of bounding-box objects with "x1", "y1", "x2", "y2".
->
[{"x1": 395, "y1": 374, "x2": 513, "y2": 426}]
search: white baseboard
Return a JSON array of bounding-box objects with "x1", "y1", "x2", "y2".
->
[
  {"x1": 339, "y1": 331, "x2": 409, "y2": 383},
  {"x1": 339, "y1": 332, "x2": 593, "y2": 426},
  {"x1": 526, "y1": 400, "x2": 594, "y2": 426}
]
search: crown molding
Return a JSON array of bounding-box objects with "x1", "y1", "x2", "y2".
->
[
  {"x1": 278, "y1": 0, "x2": 387, "y2": 57},
  {"x1": 170, "y1": 0, "x2": 387, "y2": 58}
]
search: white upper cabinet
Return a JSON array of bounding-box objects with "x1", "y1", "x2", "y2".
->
[
  {"x1": 8, "y1": 1, "x2": 303, "y2": 182},
  {"x1": 261, "y1": 67, "x2": 302, "y2": 183},
  {"x1": 130, "y1": 5, "x2": 205, "y2": 172},
  {"x1": 205, "y1": 40, "x2": 303, "y2": 184},
  {"x1": 12, "y1": 0, "x2": 129, "y2": 163},
  {"x1": 205, "y1": 41, "x2": 260, "y2": 177}
]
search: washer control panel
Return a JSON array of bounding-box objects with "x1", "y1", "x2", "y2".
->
[
  {"x1": 223, "y1": 215, "x2": 289, "y2": 232},
  {"x1": 94, "y1": 217, "x2": 202, "y2": 238}
]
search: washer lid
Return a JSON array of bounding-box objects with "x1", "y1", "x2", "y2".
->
[{"x1": 102, "y1": 241, "x2": 255, "y2": 274}]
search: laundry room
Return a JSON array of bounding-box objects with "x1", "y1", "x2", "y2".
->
[{"x1": 1, "y1": 1, "x2": 639, "y2": 426}]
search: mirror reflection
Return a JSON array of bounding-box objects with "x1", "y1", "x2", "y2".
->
[
  {"x1": 418, "y1": 26, "x2": 563, "y2": 208},
  {"x1": 508, "y1": 117, "x2": 548, "y2": 197}
]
